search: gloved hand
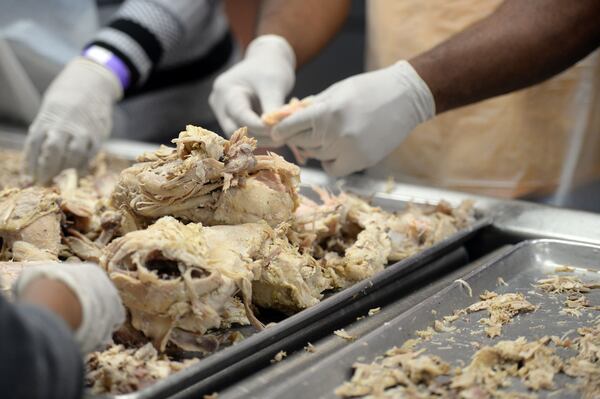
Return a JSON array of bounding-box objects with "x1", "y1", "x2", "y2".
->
[
  {"x1": 209, "y1": 35, "x2": 296, "y2": 147},
  {"x1": 272, "y1": 61, "x2": 436, "y2": 176},
  {"x1": 13, "y1": 262, "x2": 125, "y2": 353},
  {"x1": 24, "y1": 56, "x2": 123, "y2": 184}
]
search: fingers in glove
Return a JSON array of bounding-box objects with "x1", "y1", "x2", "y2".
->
[
  {"x1": 210, "y1": 88, "x2": 248, "y2": 137},
  {"x1": 271, "y1": 102, "x2": 326, "y2": 142},
  {"x1": 286, "y1": 129, "x2": 322, "y2": 152},
  {"x1": 224, "y1": 89, "x2": 267, "y2": 136},
  {"x1": 209, "y1": 91, "x2": 232, "y2": 136},
  {"x1": 217, "y1": 112, "x2": 279, "y2": 148},
  {"x1": 288, "y1": 144, "x2": 307, "y2": 165},
  {"x1": 322, "y1": 159, "x2": 344, "y2": 177},
  {"x1": 212, "y1": 103, "x2": 239, "y2": 138},
  {"x1": 215, "y1": 111, "x2": 243, "y2": 138},
  {"x1": 37, "y1": 129, "x2": 69, "y2": 184},
  {"x1": 23, "y1": 127, "x2": 45, "y2": 180},
  {"x1": 64, "y1": 134, "x2": 93, "y2": 172},
  {"x1": 256, "y1": 86, "x2": 286, "y2": 115},
  {"x1": 322, "y1": 155, "x2": 363, "y2": 178}
]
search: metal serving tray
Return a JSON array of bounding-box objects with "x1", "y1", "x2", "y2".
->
[
  {"x1": 259, "y1": 239, "x2": 600, "y2": 399},
  {"x1": 0, "y1": 130, "x2": 489, "y2": 398}
]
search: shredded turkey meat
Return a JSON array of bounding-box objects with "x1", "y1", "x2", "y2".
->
[
  {"x1": 563, "y1": 323, "x2": 600, "y2": 399},
  {"x1": 0, "y1": 187, "x2": 62, "y2": 261},
  {"x1": 0, "y1": 125, "x2": 479, "y2": 395},
  {"x1": 336, "y1": 348, "x2": 451, "y2": 397},
  {"x1": 261, "y1": 97, "x2": 313, "y2": 163},
  {"x1": 85, "y1": 343, "x2": 198, "y2": 395},
  {"x1": 293, "y1": 188, "x2": 474, "y2": 289},
  {"x1": 338, "y1": 280, "x2": 600, "y2": 399},
  {"x1": 535, "y1": 274, "x2": 600, "y2": 294},
  {"x1": 261, "y1": 97, "x2": 313, "y2": 126},
  {"x1": 465, "y1": 291, "x2": 536, "y2": 338},
  {"x1": 111, "y1": 125, "x2": 300, "y2": 230},
  {"x1": 0, "y1": 148, "x2": 25, "y2": 189},
  {"x1": 102, "y1": 216, "x2": 256, "y2": 351}
]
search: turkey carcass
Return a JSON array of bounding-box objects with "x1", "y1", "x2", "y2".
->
[{"x1": 111, "y1": 125, "x2": 299, "y2": 230}]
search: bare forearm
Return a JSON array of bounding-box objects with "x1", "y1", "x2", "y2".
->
[
  {"x1": 257, "y1": 0, "x2": 351, "y2": 66},
  {"x1": 411, "y1": 0, "x2": 600, "y2": 114}
]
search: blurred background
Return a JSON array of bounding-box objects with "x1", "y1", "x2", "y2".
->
[{"x1": 0, "y1": 0, "x2": 598, "y2": 211}]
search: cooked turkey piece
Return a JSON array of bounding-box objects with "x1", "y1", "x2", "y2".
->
[
  {"x1": 102, "y1": 216, "x2": 329, "y2": 350},
  {"x1": 261, "y1": 97, "x2": 313, "y2": 126},
  {"x1": 111, "y1": 125, "x2": 300, "y2": 230},
  {"x1": 0, "y1": 187, "x2": 62, "y2": 261},
  {"x1": 102, "y1": 216, "x2": 253, "y2": 351}
]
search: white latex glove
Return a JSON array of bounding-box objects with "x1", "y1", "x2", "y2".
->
[
  {"x1": 272, "y1": 61, "x2": 435, "y2": 176},
  {"x1": 24, "y1": 56, "x2": 123, "y2": 184},
  {"x1": 13, "y1": 262, "x2": 125, "y2": 353},
  {"x1": 209, "y1": 35, "x2": 296, "y2": 147}
]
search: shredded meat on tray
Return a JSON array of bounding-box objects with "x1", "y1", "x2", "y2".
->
[
  {"x1": 85, "y1": 343, "x2": 198, "y2": 395},
  {"x1": 338, "y1": 281, "x2": 600, "y2": 399},
  {"x1": 0, "y1": 125, "x2": 477, "y2": 394}
]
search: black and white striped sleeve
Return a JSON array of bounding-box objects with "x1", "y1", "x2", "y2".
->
[{"x1": 87, "y1": 0, "x2": 214, "y2": 89}]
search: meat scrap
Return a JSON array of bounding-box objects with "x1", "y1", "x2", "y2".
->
[
  {"x1": 271, "y1": 350, "x2": 287, "y2": 363},
  {"x1": 337, "y1": 284, "x2": 600, "y2": 398},
  {"x1": 452, "y1": 336, "x2": 563, "y2": 393},
  {"x1": 250, "y1": 222, "x2": 330, "y2": 314},
  {"x1": 334, "y1": 329, "x2": 356, "y2": 342},
  {"x1": 85, "y1": 343, "x2": 198, "y2": 395},
  {"x1": 293, "y1": 190, "x2": 393, "y2": 289},
  {"x1": 335, "y1": 348, "x2": 451, "y2": 397},
  {"x1": 337, "y1": 337, "x2": 564, "y2": 398},
  {"x1": 261, "y1": 97, "x2": 313, "y2": 127},
  {"x1": 535, "y1": 275, "x2": 600, "y2": 294},
  {"x1": 465, "y1": 291, "x2": 536, "y2": 338},
  {"x1": 0, "y1": 187, "x2": 62, "y2": 261},
  {"x1": 0, "y1": 155, "x2": 127, "y2": 264},
  {"x1": 563, "y1": 323, "x2": 600, "y2": 399}
]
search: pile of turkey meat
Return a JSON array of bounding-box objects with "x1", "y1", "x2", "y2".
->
[{"x1": 0, "y1": 126, "x2": 474, "y2": 394}]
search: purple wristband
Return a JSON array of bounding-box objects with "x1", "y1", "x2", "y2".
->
[{"x1": 83, "y1": 45, "x2": 131, "y2": 90}]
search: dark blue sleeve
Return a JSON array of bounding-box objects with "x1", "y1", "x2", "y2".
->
[{"x1": 0, "y1": 295, "x2": 84, "y2": 399}]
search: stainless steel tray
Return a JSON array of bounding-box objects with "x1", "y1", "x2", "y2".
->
[
  {"x1": 259, "y1": 239, "x2": 600, "y2": 399},
  {"x1": 0, "y1": 131, "x2": 489, "y2": 398}
]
